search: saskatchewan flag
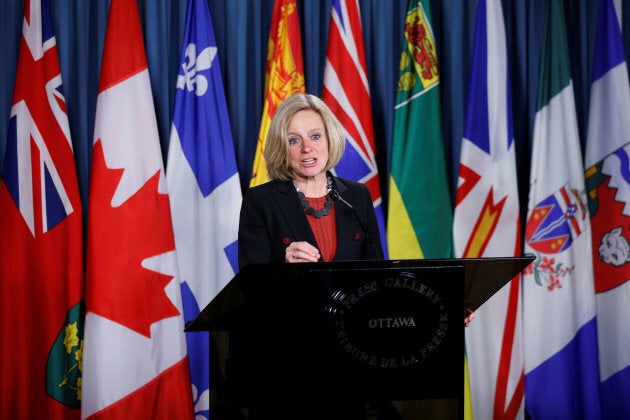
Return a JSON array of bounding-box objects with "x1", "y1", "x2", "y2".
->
[{"x1": 387, "y1": 0, "x2": 452, "y2": 259}]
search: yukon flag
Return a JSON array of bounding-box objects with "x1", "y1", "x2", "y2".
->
[
  {"x1": 322, "y1": 0, "x2": 388, "y2": 256},
  {"x1": 166, "y1": 0, "x2": 242, "y2": 418},
  {"x1": 585, "y1": 0, "x2": 630, "y2": 416},
  {"x1": 387, "y1": 0, "x2": 452, "y2": 259},
  {"x1": 250, "y1": 0, "x2": 305, "y2": 186},
  {"x1": 522, "y1": 1, "x2": 602, "y2": 418},
  {"x1": 0, "y1": 0, "x2": 84, "y2": 417},
  {"x1": 82, "y1": 0, "x2": 194, "y2": 418},
  {"x1": 452, "y1": 0, "x2": 523, "y2": 418}
]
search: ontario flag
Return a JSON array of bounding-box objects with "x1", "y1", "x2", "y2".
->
[
  {"x1": 0, "y1": 0, "x2": 84, "y2": 418},
  {"x1": 82, "y1": 0, "x2": 194, "y2": 418},
  {"x1": 166, "y1": 0, "x2": 242, "y2": 417},
  {"x1": 322, "y1": 0, "x2": 388, "y2": 257},
  {"x1": 250, "y1": 0, "x2": 305, "y2": 186},
  {"x1": 452, "y1": 0, "x2": 523, "y2": 418},
  {"x1": 585, "y1": 0, "x2": 630, "y2": 416}
]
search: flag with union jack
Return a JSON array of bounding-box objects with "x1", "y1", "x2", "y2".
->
[
  {"x1": 0, "y1": 0, "x2": 84, "y2": 417},
  {"x1": 322, "y1": 0, "x2": 388, "y2": 256},
  {"x1": 452, "y1": 0, "x2": 523, "y2": 418}
]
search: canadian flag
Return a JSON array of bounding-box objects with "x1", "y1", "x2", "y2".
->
[{"x1": 82, "y1": 0, "x2": 194, "y2": 418}]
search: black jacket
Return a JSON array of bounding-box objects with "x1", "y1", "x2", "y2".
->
[{"x1": 238, "y1": 173, "x2": 383, "y2": 268}]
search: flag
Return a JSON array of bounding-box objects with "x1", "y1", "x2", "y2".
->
[
  {"x1": 322, "y1": 0, "x2": 388, "y2": 257},
  {"x1": 585, "y1": 0, "x2": 630, "y2": 416},
  {"x1": 82, "y1": 0, "x2": 194, "y2": 418},
  {"x1": 522, "y1": 1, "x2": 602, "y2": 418},
  {"x1": 452, "y1": 0, "x2": 523, "y2": 418},
  {"x1": 250, "y1": 0, "x2": 305, "y2": 186},
  {"x1": 166, "y1": 0, "x2": 242, "y2": 418},
  {"x1": 0, "y1": 0, "x2": 83, "y2": 417},
  {"x1": 387, "y1": 0, "x2": 452, "y2": 259}
]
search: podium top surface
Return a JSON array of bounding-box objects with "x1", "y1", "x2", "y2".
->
[{"x1": 185, "y1": 256, "x2": 534, "y2": 332}]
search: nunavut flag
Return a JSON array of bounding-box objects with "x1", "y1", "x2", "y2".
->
[
  {"x1": 82, "y1": 0, "x2": 194, "y2": 418},
  {"x1": 0, "y1": 0, "x2": 84, "y2": 418},
  {"x1": 250, "y1": 0, "x2": 305, "y2": 187}
]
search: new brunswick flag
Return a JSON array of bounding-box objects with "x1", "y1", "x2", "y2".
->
[
  {"x1": 387, "y1": 0, "x2": 452, "y2": 259},
  {"x1": 249, "y1": 0, "x2": 305, "y2": 186},
  {"x1": 0, "y1": 0, "x2": 84, "y2": 417}
]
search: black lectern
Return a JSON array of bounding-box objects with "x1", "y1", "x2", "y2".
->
[{"x1": 185, "y1": 256, "x2": 534, "y2": 419}]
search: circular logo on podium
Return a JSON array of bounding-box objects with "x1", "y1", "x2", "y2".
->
[{"x1": 325, "y1": 271, "x2": 448, "y2": 368}]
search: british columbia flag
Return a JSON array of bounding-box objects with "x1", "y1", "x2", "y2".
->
[{"x1": 322, "y1": 0, "x2": 388, "y2": 256}]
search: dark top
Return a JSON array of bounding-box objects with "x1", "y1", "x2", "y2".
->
[{"x1": 238, "y1": 173, "x2": 384, "y2": 268}]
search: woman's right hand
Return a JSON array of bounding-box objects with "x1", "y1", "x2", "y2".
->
[{"x1": 286, "y1": 241, "x2": 320, "y2": 263}]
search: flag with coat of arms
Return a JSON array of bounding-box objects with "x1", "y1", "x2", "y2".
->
[
  {"x1": 0, "y1": 0, "x2": 84, "y2": 417},
  {"x1": 584, "y1": 0, "x2": 630, "y2": 416},
  {"x1": 522, "y1": 1, "x2": 602, "y2": 418}
]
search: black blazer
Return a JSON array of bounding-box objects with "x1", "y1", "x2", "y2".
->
[{"x1": 238, "y1": 173, "x2": 384, "y2": 268}]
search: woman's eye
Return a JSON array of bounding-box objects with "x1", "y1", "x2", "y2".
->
[
  {"x1": 289, "y1": 137, "x2": 299, "y2": 144},
  {"x1": 312, "y1": 133, "x2": 321, "y2": 140}
]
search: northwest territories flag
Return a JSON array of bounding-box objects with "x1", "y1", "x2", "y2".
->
[
  {"x1": 322, "y1": 0, "x2": 388, "y2": 256},
  {"x1": 82, "y1": 0, "x2": 194, "y2": 417},
  {"x1": 0, "y1": 0, "x2": 84, "y2": 417},
  {"x1": 585, "y1": 0, "x2": 630, "y2": 416},
  {"x1": 452, "y1": 0, "x2": 523, "y2": 418},
  {"x1": 522, "y1": 1, "x2": 602, "y2": 418},
  {"x1": 166, "y1": 0, "x2": 242, "y2": 417}
]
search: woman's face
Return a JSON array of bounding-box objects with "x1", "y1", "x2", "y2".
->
[{"x1": 287, "y1": 109, "x2": 329, "y2": 181}]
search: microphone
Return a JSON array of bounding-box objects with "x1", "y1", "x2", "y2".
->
[{"x1": 329, "y1": 189, "x2": 381, "y2": 259}]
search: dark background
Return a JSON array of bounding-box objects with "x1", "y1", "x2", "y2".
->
[{"x1": 1, "y1": 0, "x2": 628, "y2": 220}]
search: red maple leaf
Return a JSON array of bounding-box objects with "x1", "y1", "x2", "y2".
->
[{"x1": 86, "y1": 140, "x2": 179, "y2": 338}]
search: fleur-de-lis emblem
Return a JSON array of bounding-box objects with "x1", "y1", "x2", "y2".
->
[{"x1": 176, "y1": 43, "x2": 217, "y2": 96}]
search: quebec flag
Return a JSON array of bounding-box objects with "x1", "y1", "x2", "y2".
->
[{"x1": 166, "y1": 0, "x2": 242, "y2": 417}]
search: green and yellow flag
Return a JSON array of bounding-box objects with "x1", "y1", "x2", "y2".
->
[
  {"x1": 249, "y1": 0, "x2": 305, "y2": 187},
  {"x1": 387, "y1": 0, "x2": 452, "y2": 259}
]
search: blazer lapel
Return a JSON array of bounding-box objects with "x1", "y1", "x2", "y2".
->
[{"x1": 271, "y1": 180, "x2": 318, "y2": 245}]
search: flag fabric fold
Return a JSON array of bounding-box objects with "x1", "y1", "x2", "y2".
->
[
  {"x1": 166, "y1": 0, "x2": 242, "y2": 418},
  {"x1": 82, "y1": 0, "x2": 194, "y2": 418},
  {"x1": 0, "y1": 0, "x2": 84, "y2": 417},
  {"x1": 322, "y1": 0, "x2": 388, "y2": 256},
  {"x1": 452, "y1": 0, "x2": 523, "y2": 418},
  {"x1": 585, "y1": 0, "x2": 630, "y2": 416},
  {"x1": 250, "y1": 0, "x2": 305, "y2": 187},
  {"x1": 522, "y1": 1, "x2": 602, "y2": 418},
  {"x1": 387, "y1": 0, "x2": 452, "y2": 260}
]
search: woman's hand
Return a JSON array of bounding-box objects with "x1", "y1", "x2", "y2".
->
[
  {"x1": 464, "y1": 308, "x2": 475, "y2": 327},
  {"x1": 286, "y1": 241, "x2": 320, "y2": 263}
]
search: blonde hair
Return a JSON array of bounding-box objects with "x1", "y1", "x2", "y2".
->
[{"x1": 264, "y1": 93, "x2": 345, "y2": 181}]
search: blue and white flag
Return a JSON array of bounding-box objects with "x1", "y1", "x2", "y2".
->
[
  {"x1": 523, "y1": 1, "x2": 602, "y2": 418},
  {"x1": 166, "y1": 0, "x2": 241, "y2": 417},
  {"x1": 585, "y1": 0, "x2": 630, "y2": 417},
  {"x1": 452, "y1": 1, "x2": 523, "y2": 418}
]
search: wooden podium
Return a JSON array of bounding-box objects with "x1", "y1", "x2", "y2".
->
[{"x1": 185, "y1": 256, "x2": 534, "y2": 419}]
